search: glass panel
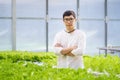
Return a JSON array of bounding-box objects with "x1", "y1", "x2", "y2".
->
[
  {"x1": 16, "y1": 20, "x2": 46, "y2": 51},
  {"x1": 16, "y1": 0, "x2": 46, "y2": 17},
  {"x1": 0, "y1": 20, "x2": 12, "y2": 50},
  {"x1": 108, "y1": 0, "x2": 120, "y2": 19},
  {"x1": 80, "y1": 0, "x2": 104, "y2": 18},
  {"x1": 48, "y1": 20, "x2": 65, "y2": 51},
  {"x1": 108, "y1": 21, "x2": 120, "y2": 46},
  {"x1": 0, "y1": 0, "x2": 11, "y2": 17},
  {"x1": 80, "y1": 21, "x2": 104, "y2": 55},
  {"x1": 49, "y1": 0, "x2": 77, "y2": 18}
]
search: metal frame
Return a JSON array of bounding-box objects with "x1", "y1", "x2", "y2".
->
[
  {"x1": 46, "y1": 0, "x2": 49, "y2": 52},
  {"x1": 104, "y1": 0, "x2": 108, "y2": 56},
  {"x1": 77, "y1": 0, "x2": 80, "y2": 29},
  {"x1": 12, "y1": 0, "x2": 16, "y2": 50}
]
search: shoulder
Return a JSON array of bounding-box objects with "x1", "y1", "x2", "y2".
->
[
  {"x1": 74, "y1": 29, "x2": 86, "y2": 39},
  {"x1": 75, "y1": 29, "x2": 86, "y2": 36},
  {"x1": 55, "y1": 30, "x2": 65, "y2": 37},
  {"x1": 56, "y1": 30, "x2": 64, "y2": 35}
]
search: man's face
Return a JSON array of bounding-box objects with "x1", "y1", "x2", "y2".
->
[{"x1": 63, "y1": 15, "x2": 76, "y2": 27}]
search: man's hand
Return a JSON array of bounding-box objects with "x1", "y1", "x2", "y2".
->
[
  {"x1": 54, "y1": 43, "x2": 63, "y2": 47},
  {"x1": 67, "y1": 52, "x2": 75, "y2": 56},
  {"x1": 66, "y1": 46, "x2": 77, "y2": 56},
  {"x1": 71, "y1": 46, "x2": 77, "y2": 50}
]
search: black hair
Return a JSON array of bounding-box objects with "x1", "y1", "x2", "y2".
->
[{"x1": 63, "y1": 10, "x2": 76, "y2": 19}]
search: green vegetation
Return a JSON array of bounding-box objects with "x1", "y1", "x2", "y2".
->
[{"x1": 0, "y1": 51, "x2": 120, "y2": 80}]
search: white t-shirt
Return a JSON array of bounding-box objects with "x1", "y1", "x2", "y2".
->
[{"x1": 53, "y1": 29, "x2": 86, "y2": 69}]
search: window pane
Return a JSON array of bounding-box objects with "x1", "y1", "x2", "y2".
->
[
  {"x1": 49, "y1": 0, "x2": 77, "y2": 18},
  {"x1": 108, "y1": 0, "x2": 120, "y2": 19},
  {"x1": 108, "y1": 21, "x2": 120, "y2": 46},
  {"x1": 16, "y1": 0, "x2": 46, "y2": 17},
  {"x1": 80, "y1": 0, "x2": 104, "y2": 18},
  {"x1": 0, "y1": 20, "x2": 12, "y2": 50},
  {"x1": 80, "y1": 21, "x2": 104, "y2": 55},
  {"x1": 0, "y1": 0, "x2": 11, "y2": 17},
  {"x1": 16, "y1": 20, "x2": 46, "y2": 51}
]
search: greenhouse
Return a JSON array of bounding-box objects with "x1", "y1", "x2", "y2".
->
[{"x1": 0, "y1": 0, "x2": 120, "y2": 80}]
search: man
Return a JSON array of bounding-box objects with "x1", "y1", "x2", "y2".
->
[{"x1": 53, "y1": 10, "x2": 86, "y2": 69}]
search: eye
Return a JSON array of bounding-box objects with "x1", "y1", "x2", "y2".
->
[
  {"x1": 64, "y1": 18, "x2": 74, "y2": 21},
  {"x1": 69, "y1": 18, "x2": 74, "y2": 20}
]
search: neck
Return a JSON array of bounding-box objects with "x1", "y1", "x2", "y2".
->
[{"x1": 66, "y1": 28, "x2": 75, "y2": 33}]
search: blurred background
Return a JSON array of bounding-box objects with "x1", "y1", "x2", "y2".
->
[{"x1": 0, "y1": 0, "x2": 120, "y2": 56}]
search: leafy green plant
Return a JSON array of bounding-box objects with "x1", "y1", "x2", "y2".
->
[{"x1": 0, "y1": 51, "x2": 120, "y2": 80}]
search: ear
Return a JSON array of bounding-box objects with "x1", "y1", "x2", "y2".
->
[{"x1": 75, "y1": 18, "x2": 77, "y2": 22}]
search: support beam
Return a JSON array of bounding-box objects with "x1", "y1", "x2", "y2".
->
[{"x1": 12, "y1": 0, "x2": 16, "y2": 50}]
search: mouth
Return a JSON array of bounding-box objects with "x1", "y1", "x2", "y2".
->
[{"x1": 67, "y1": 24, "x2": 72, "y2": 26}]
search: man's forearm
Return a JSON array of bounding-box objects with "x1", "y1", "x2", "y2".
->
[
  {"x1": 54, "y1": 43, "x2": 77, "y2": 55},
  {"x1": 60, "y1": 47, "x2": 73, "y2": 55},
  {"x1": 61, "y1": 46, "x2": 77, "y2": 55},
  {"x1": 66, "y1": 52, "x2": 75, "y2": 56}
]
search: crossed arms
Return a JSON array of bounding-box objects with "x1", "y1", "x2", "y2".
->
[{"x1": 54, "y1": 43, "x2": 77, "y2": 56}]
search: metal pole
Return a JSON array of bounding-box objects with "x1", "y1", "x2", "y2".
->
[
  {"x1": 12, "y1": 0, "x2": 16, "y2": 51},
  {"x1": 104, "y1": 0, "x2": 108, "y2": 57},
  {"x1": 77, "y1": 0, "x2": 80, "y2": 29},
  {"x1": 46, "y1": 0, "x2": 48, "y2": 52}
]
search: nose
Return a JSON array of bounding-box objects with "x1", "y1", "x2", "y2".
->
[{"x1": 66, "y1": 20, "x2": 71, "y2": 23}]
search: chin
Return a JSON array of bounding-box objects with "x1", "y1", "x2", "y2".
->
[{"x1": 67, "y1": 25, "x2": 73, "y2": 26}]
